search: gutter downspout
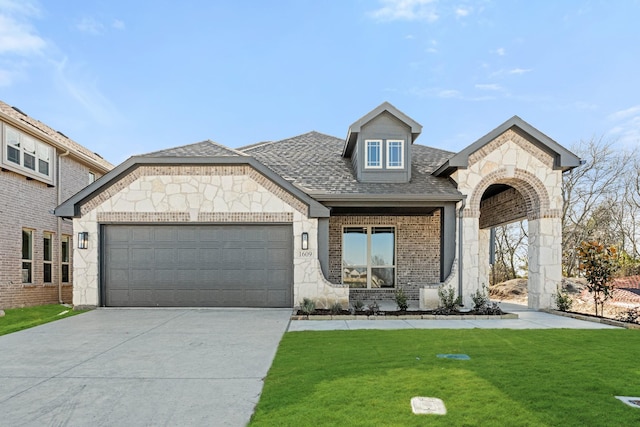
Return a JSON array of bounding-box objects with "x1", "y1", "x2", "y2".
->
[
  {"x1": 57, "y1": 150, "x2": 70, "y2": 304},
  {"x1": 457, "y1": 199, "x2": 466, "y2": 302}
]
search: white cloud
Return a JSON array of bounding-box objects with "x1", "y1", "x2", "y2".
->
[
  {"x1": 369, "y1": 0, "x2": 439, "y2": 22},
  {"x1": 606, "y1": 106, "x2": 640, "y2": 146},
  {"x1": 112, "y1": 19, "x2": 125, "y2": 30},
  {"x1": 426, "y1": 38, "x2": 438, "y2": 53},
  {"x1": 438, "y1": 89, "x2": 461, "y2": 98},
  {"x1": 455, "y1": 6, "x2": 471, "y2": 17},
  {"x1": 76, "y1": 17, "x2": 105, "y2": 35},
  {"x1": 494, "y1": 47, "x2": 506, "y2": 56},
  {"x1": 52, "y1": 57, "x2": 122, "y2": 126},
  {"x1": 0, "y1": 0, "x2": 40, "y2": 17},
  {"x1": 607, "y1": 105, "x2": 640, "y2": 121},
  {"x1": 0, "y1": 0, "x2": 45, "y2": 85},
  {"x1": 0, "y1": 1, "x2": 46, "y2": 56},
  {"x1": 508, "y1": 68, "x2": 532, "y2": 75},
  {"x1": 475, "y1": 83, "x2": 502, "y2": 91}
]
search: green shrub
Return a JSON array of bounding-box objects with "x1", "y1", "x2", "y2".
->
[
  {"x1": 394, "y1": 288, "x2": 409, "y2": 311},
  {"x1": 300, "y1": 298, "x2": 316, "y2": 317},
  {"x1": 471, "y1": 285, "x2": 490, "y2": 312},
  {"x1": 329, "y1": 302, "x2": 342, "y2": 315},
  {"x1": 553, "y1": 286, "x2": 573, "y2": 312},
  {"x1": 367, "y1": 301, "x2": 380, "y2": 315},
  {"x1": 351, "y1": 300, "x2": 365, "y2": 312},
  {"x1": 437, "y1": 284, "x2": 461, "y2": 314}
]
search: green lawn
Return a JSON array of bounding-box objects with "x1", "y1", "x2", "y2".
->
[
  {"x1": 0, "y1": 304, "x2": 83, "y2": 336},
  {"x1": 250, "y1": 329, "x2": 640, "y2": 426}
]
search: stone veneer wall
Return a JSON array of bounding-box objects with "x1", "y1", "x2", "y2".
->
[
  {"x1": 328, "y1": 214, "x2": 441, "y2": 300},
  {"x1": 73, "y1": 165, "x2": 347, "y2": 308}
]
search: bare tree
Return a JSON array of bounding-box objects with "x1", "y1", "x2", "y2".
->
[
  {"x1": 492, "y1": 222, "x2": 528, "y2": 284},
  {"x1": 562, "y1": 137, "x2": 635, "y2": 276}
]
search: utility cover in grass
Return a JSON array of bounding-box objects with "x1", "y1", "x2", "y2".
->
[
  {"x1": 615, "y1": 396, "x2": 640, "y2": 408},
  {"x1": 437, "y1": 353, "x2": 470, "y2": 360},
  {"x1": 411, "y1": 397, "x2": 446, "y2": 415}
]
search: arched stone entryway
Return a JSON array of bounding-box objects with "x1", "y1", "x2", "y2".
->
[
  {"x1": 437, "y1": 121, "x2": 577, "y2": 310},
  {"x1": 465, "y1": 168, "x2": 562, "y2": 309}
]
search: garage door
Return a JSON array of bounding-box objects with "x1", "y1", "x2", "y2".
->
[{"x1": 102, "y1": 224, "x2": 293, "y2": 307}]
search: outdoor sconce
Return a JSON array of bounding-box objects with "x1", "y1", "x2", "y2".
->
[
  {"x1": 301, "y1": 232, "x2": 309, "y2": 250},
  {"x1": 78, "y1": 232, "x2": 89, "y2": 249}
]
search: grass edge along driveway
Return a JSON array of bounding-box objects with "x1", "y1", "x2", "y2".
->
[
  {"x1": 250, "y1": 329, "x2": 640, "y2": 427},
  {"x1": 0, "y1": 304, "x2": 83, "y2": 336}
]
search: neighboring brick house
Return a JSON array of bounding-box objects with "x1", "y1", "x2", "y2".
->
[
  {"x1": 0, "y1": 101, "x2": 113, "y2": 308},
  {"x1": 57, "y1": 102, "x2": 581, "y2": 310}
]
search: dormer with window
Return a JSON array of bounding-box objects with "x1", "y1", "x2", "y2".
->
[
  {"x1": 1, "y1": 121, "x2": 55, "y2": 185},
  {"x1": 343, "y1": 102, "x2": 422, "y2": 183}
]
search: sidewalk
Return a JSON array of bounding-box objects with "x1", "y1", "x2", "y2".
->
[{"x1": 287, "y1": 301, "x2": 621, "y2": 332}]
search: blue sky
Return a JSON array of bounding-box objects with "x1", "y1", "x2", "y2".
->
[{"x1": 1, "y1": 0, "x2": 639, "y2": 165}]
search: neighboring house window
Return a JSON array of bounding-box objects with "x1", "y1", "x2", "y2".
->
[
  {"x1": 61, "y1": 235, "x2": 70, "y2": 283},
  {"x1": 88, "y1": 172, "x2": 95, "y2": 184},
  {"x1": 43, "y1": 232, "x2": 53, "y2": 283},
  {"x1": 386, "y1": 140, "x2": 404, "y2": 169},
  {"x1": 2, "y1": 123, "x2": 54, "y2": 184},
  {"x1": 342, "y1": 226, "x2": 395, "y2": 288},
  {"x1": 22, "y1": 229, "x2": 33, "y2": 283},
  {"x1": 365, "y1": 140, "x2": 382, "y2": 169}
]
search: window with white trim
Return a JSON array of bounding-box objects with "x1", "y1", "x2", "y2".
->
[
  {"x1": 61, "y1": 235, "x2": 70, "y2": 283},
  {"x1": 22, "y1": 229, "x2": 33, "y2": 283},
  {"x1": 387, "y1": 140, "x2": 404, "y2": 168},
  {"x1": 342, "y1": 226, "x2": 396, "y2": 288},
  {"x1": 43, "y1": 232, "x2": 53, "y2": 283},
  {"x1": 88, "y1": 172, "x2": 95, "y2": 184},
  {"x1": 2, "y1": 123, "x2": 54, "y2": 184},
  {"x1": 365, "y1": 140, "x2": 382, "y2": 169}
]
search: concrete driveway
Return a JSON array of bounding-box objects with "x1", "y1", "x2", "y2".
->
[{"x1": 0, "y1": 308, "x2": 291, "y2": 427}]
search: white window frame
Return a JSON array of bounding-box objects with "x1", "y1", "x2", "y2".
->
[
  {"x1": 88, "y1": 172, "x2": 95, "y2": 184},
  {"x1": 1, "y1": 122, "x2": 55, "y2": 185},
  {"x1": 43, "y1": 232, "x2": 53, "y2": 283},
  {"x1": 386, "y1": 140, "x2": 405, "y2": 169},
  {"x1": 342, "y1": 225, "x2": 396, "y2": 289},
  {"x1": 364, "y1": 140, "x2": 382, "y2": 169},
  {"x1": 61, "y1": 235, "x2": 71, "y2": 283},
  {"x1": 22, "y1": 229, "x2": 33, "y2": 283}
]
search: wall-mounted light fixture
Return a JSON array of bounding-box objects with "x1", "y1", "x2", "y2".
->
[
  {"x1": 78, "y1": 232, "x2": 89, "y2": 249},
  {"x1": 301, "y1": 232, "x2": 309, "y2": 250}
]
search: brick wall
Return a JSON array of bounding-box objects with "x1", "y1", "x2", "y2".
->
[
  {"x1": 0, "y1": 143, "x2": 104, "y2": 308},
  {"x1": 479, "y1": 187, "x2": 527, "y2": 229},
  {"x1": 328, "y1": 213, "x2": 441, "y2": 300}
]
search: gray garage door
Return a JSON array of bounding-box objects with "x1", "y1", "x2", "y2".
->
[{"x1": 102, "y1": 224, "x2": 293, "y2": 307}]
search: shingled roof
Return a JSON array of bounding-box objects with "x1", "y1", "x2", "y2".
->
[
  {"x1": 142, "y1": 140, "x2": 246, "y2": 157},
  {"x1": 240, "y1": 131, "x2": 462, "y2": 200},
  {"x1": 0, "y1": 100, "x2": 113, "y2": 172}
]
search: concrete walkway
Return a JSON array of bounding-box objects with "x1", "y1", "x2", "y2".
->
[
  {"x1": 0, "y1": 308, "x2": 291, "y2": 427},
  {"x1": 287, "y1": 302, "x2": 621, "y2": 332}
]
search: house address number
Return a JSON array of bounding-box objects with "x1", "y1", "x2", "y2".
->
[{"x1": 298, "y1": 251, "x2": 314, "y2": 258}]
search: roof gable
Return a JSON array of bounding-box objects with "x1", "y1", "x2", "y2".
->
[
  {"x1": 343, "y1": 101, "x2": 422, "y2": 157},
  {"x1": 433, "y1": 115, "x2": 581, "y2": 177},
  {"x1": 55, "y1": 150, "x2": 330, "y2": 219},
  {"x1": 0, "y1": 100, "x2": 113, "y2": 172},
  {"x1": 143, "y1": 140, "x2": 246, "y2": 157}
]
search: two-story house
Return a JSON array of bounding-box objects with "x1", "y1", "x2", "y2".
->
[
  {"x1": 0, "y1": 101, "x2": 113, "y2": 308},
  {"x1": 56, "y1": 102, "x2": 580, "y2": 310}
]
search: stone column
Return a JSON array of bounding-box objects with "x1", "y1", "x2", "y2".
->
[
  {"x1": 528, "y1": 217, "x2": 562, "y2": 309},
  {"x1": 461, "y1": 216, "x2": 480, "y2": 307},
  {"x1": 478, "y1": 227, "x2": 491, "y2": 293}
]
